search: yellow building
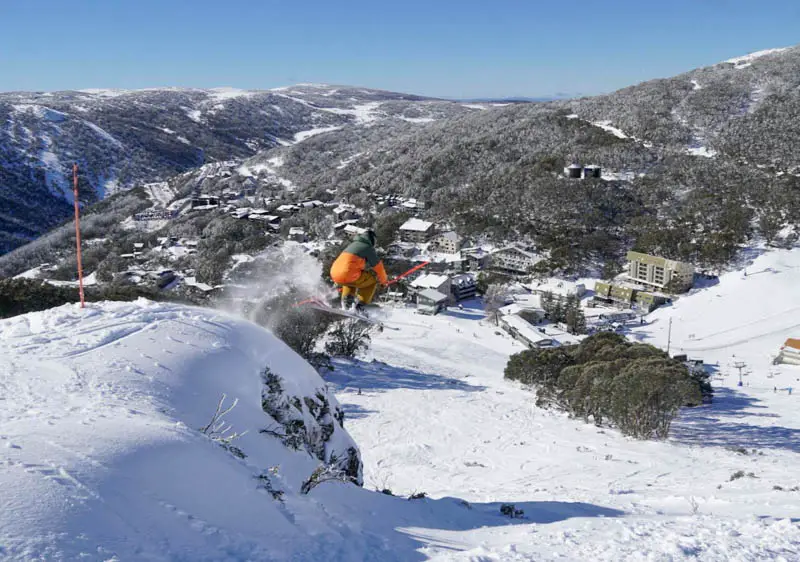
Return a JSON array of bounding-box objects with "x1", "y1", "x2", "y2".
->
[{"x1": 626, "y1": 251, "x2": 694, "y2": 292}]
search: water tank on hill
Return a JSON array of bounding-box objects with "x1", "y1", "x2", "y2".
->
[
  {"x1": 565, "y1": 163, "x2": 583, "y2": 179},
  {"x1": 583, "y1": 165, "x2": 602, "y2": 179}
]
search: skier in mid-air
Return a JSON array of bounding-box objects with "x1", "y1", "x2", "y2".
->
[{"x1": 330, "y1": 229, "x2": 388, "y2": 312}]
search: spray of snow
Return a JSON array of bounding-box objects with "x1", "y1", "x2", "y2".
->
[{"x1": 219, "y1": 244, "x2": 331, "y2": 331}]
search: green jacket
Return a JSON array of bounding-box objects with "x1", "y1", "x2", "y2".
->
[
  {"x1": 331, "y1": 231, "x2": 389, "y2": 285},
  {"x1": 344, "y1": 233, "x2": 380, "y2": 267}
]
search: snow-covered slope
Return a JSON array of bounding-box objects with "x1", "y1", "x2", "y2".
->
[
  {"x1": 0, "y1": 300, "x2": 364, "y2": 560},
  {"x1": 327, "y1": 251, "x2": 800, "y2": 560},
  {"x1": 632, "y1": 248, "x2": 800, "y2": 363},
  {"x1": 2, "y1": 299, "x2": 603, "y2": 561},
  {"x1": 3, "y1": 250, "x2": 800, "y2": 560}
]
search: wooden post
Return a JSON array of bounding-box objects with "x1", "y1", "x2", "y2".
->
[{"x1": 73, "y1": 164, "x2": 85, "y2": 308}]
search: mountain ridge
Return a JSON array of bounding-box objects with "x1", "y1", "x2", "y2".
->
[
  {"x1": 0, "y1": 84, "x2": 472, "y2": 252},
  {"x1": 1, "y1": 44, "x2": 799, "y2": 275}
]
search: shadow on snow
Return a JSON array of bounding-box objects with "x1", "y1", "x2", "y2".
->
[
  {"x1": 671, "y1": 387, "x2": 800, "y2": 453},
  {"x1": 326, "y1": 358, "x2": 486, "y2": 394},
  {"x1": 314, "y1": 485, "x2": 624, "y2": 561}
]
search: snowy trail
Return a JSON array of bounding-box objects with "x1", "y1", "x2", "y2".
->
[
  {"x1": 143, "y1": 181, "x2": 176, "y2": 209},
  {"x1": 3, "y1": 248, "x2": 800, "y2": 560},
  {"x1": 331, "y1": 263, "x2": 800, "y2": 560}
]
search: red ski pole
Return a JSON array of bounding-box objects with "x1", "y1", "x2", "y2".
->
[{"x1": 387, "y1": 261, "x2": 429, "y2": 285}]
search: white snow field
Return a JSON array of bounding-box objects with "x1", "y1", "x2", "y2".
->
[
  {"x1": 2, "y1": 249, "x2": 800, "y2": 560},
  {"x1": 1, "y1": 300, "x2": 609, "y2": 561},
  {"x1": 329, "y1": 248, "x2": 800, "y2": 560}
]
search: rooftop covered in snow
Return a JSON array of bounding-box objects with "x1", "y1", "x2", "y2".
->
[{"x1": 399, "y1": 218, "x2": 434, "y2": 232}]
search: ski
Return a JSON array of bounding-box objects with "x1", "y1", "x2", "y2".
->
[{"x1": 298, "y1": 297, "x2": 399, "y2": 330}]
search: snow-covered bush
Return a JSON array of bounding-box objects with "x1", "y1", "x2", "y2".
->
[
  {"x1": 505, "y1": 332, "x2": 704, "y2": 439},
  {"x1": 200, "y1": 394, "x2": 248, "y2": 459},
  {"x1": 260, "y1": 367, "x2": 362, "y2": 485}
]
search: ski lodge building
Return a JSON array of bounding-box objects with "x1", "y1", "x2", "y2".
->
[
  {"x1": 399, "y1": 218, "x2": 435, "y2": 243},
  {"x1": 489, "y1": 245, "x2": 542, "y2": 275},
  {"x1": 626, "y1": 251, "x2": 694, "y2": 292},
  {"x1": 593, "y1": 280, "x2": 667, "y2": 312},
  {"x1": 416, "y1": 288, "x2": 448, "y2": 315},
  {"x1": 776, "y1": 338, "x2": 800, "y2": 366},
  {"x1": 499, "y1": 314, "x2": 554, "y2": 348},
  {"x1": 450, "y1": 274, "x2": 477, "y2": 301},
  {"x1": 524, "y1": 278, "x2": 586, "y2": 301},
  {"x1": 429, "y1": 231, "x2": 462, "y2": 254},
  {"x1": 410, "y1": 274, "x2": 451, "y2": 298}
]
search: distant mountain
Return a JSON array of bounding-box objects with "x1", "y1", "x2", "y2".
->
[
  {"x1": 0, "y1": 85, "x2": 472, "y2": 252},
  {"x1": 224, "y1": 45, "x2": 800, "y2": 271},
  {"x1": 457, "y1": 93, "x2": 580, "y2": 103},
  {"x1": 2, "y1": 46, "x2": 799, "y2": 280}
]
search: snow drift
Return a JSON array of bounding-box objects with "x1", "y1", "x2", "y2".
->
[
  {"x1": 0, "y1": 299, "x2": 362, "y2": 560},
  {"x1": 2, "y1": 299, "x2": 599, "y2": 561}
]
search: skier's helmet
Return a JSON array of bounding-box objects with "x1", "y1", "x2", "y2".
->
[{"x1": 365, "y1": 228, "x2": 377, "y2": 246}]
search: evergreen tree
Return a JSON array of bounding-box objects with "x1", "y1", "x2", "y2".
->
[
  {"x1": 564, "y1": 295, "x2": 587, "y2": 334},
  {"x1": 541, "y1": 290, "x2": 555, "y2": 319}
]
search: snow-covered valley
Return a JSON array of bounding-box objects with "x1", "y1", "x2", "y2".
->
[
  {"x1": 332, "y1": 248, "x2": 800, "y2": 560},
  {"x1": 1, "y1": 249, "x2": 800, "y2": 560}
]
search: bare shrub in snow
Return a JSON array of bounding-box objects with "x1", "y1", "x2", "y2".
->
[
  {"x1": 500, "y1": 503, "x2": 525, "y2": 518},
  {"x1": 325, "y1": 319, "x2": 372, "y2": 358},
  {"x1": 301, "y1": 461, "x2": 351, "y2": 495},
  {"x1": 200, "y1": 394, "x2": 247, "y2": 459}
]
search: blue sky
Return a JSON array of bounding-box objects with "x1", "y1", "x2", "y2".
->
[{"x1": 0, "y1": 0, "x2": 798, "y2": 98}]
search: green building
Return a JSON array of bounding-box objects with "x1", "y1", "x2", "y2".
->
[{"x1": 594, "y1": 281, "x2": 667, "y2": 312}]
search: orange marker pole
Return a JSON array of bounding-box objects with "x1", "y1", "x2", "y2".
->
[{"x1": 73, "y1": 164, "x2": 85, "y2": 308}]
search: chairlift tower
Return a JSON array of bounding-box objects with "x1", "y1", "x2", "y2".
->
[{"x1": 733, "y1": 361, "x2": 747, "y2": 386}]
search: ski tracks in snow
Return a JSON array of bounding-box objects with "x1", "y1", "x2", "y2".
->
[{"x1": 333, "y1": 306, "x2": 800, "y2": 560}]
